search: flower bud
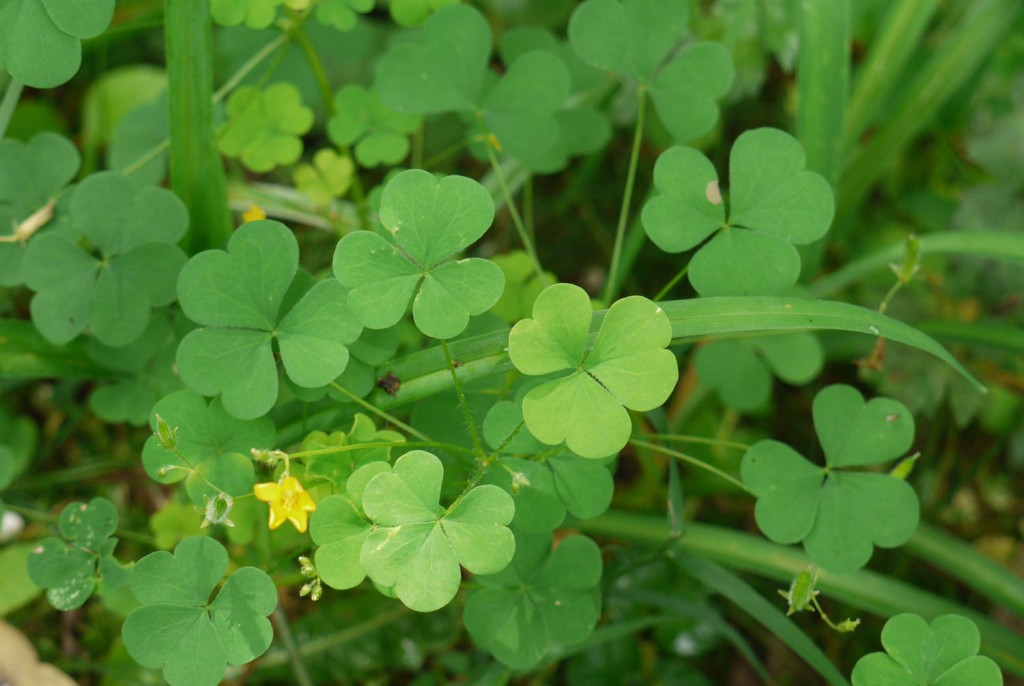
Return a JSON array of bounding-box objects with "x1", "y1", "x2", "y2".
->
[{"x1": 154, "y1": 414, "x2": 178, "y2": 451}]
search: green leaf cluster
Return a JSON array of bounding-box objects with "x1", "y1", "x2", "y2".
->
[
  {"x1": 23, "y1": 171, "x2": 189, "y2": 345},
  {"x1": 176, "y1": 220, "x2": 362, "y2": 419},
  {"x1": 568, "y1": 0, "x2": 734, "y2": 143},
  {"x1": 122, "y1": 536, "x2": 277, "y2": 686},
  {"x1": 26, "y1": 498, "x2": 128, "y2": 610},
  {"x1": 333, "y1": 169, "x2": 502, "y2": 339},
  {"x1": 328, "y1": 84, "x2": 422, "y2": 168},
  {"x1": 643, "y1": 128, "x2": 834, "y2": 296},
  {"x1": 218, "y1": 83, "x2": 314, "y2": 173},
  {"x1": 742, "y1": 384, "x2": 919, "y2": 572},
  {"x1": 0, "y1": 0, "x2": 115, "y2": 87},
  {"x1": 0, "y1": 132, "x2": 80, "y2": 287},
  {"x1": 852, "y1": 614, "x2": 1003, "y2": 686},
  {"x1": 302, "y1": 413, "x2": 405, "y2": 487},
  {"x1": 508, "y1": 283, "x2": 677, "y2": 458},
  {"x1": 312, "y1": 450, "x2": 515, "y2": 612},
  {"x1": 465, "y1": 531, "x2": 603, "y2": 668}
]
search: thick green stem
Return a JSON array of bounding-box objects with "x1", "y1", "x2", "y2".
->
[
  {"x1": 164, "y1": 0, "x2": 233, "y2": 253},
  {"x1": 0, "y1": 78, "x2": 23, "y2": 140},
  {"x1": 603, "y1": 87, "x2": 646, "y2": 303}
]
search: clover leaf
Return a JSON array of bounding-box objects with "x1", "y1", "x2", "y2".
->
[
  {"x1": 0, "y1": 132, "x2": 80, "y2": 287},
  {"x1": 22, "y1": 171, "x2": 189, "y2": 345},
  {"x1": 141, "y1": 390, "x2": 275, "y2": 505},
  {"x1": 567, "y1": 0, "x2": 733, "y2": 143},
  {"x1": 852, "y1": 614, "x2": 1003, "y2": 686},
  {"x1": 210, "y1": 0, "x2": 280, "y2": 28},
  {"x1": 642, "y1": 128, "x2": 834, "y2": 296},
  {"x1": 508, "y1": 283, "x2": 677, "y2": 458},
  {"x1": 489, "y1": 251, "x2": 557, "y2": 323},
  {"x1": 87, "y1": 314, "x2": 184, "y2": 426},
  {"x1": 315, "y1": 0, "x2": 374, "y2": 32},
  {"x1": 218, "y1": 83, "x2": 314, "y2": 173},
  {"x1": 482, "y1": 400, "x2": 614, "y2": 532},
  {"x1": 374, "y1": 5, "x2": 571, "y2": 166},
  {"x1": 26, "y1": 498, "x2": 125, "y2": 610},
  {"x1": 360, "y1": 450, "x2": 515, "y2": 612},
  {"x1": 328, "y1": 84, "x2": 422, "y2": 168},
  {"x1": 293, "y1": 149, "x2": 354, "y2": 206},
  {"x1": 0, "y1": 0, "x2": 115, "y2": 88},
  {"x1": 741, "y1": 384, "x2": 919, "y2": 572},
  {"x1": 464, "y1": 531, "x2": 603, "y2": 669},
  {"x1": 177, "y1": 220, "x2": 362, "y2": 419},
  {"x1": 332, "y1": 169, "x2": 503, "y2": 339},
  {"x1": 302, "y1": 413, "x2": 404, "y2": 487},
  {"x1": 122, "y1": 536, "x2": 277, "y2": 686},
  {"x1": 389, "y1": 0, "x2": 457, "y2": 26},
  {"x1": 310, "y1": 460, "x2": 390, "y2": 590},
  {"x1": 695, "y1": 333, "x2": 824, "y2": 412}
]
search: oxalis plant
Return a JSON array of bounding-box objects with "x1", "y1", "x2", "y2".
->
[{"x1": 1, "y1": 0, "x2": 1022, "y2": 684}]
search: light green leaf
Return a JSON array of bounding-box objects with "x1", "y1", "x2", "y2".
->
[
  {"x1": 360, "y1": 450, "x2": 515, "y2": 611},
  {"x1": 218, "y1": 83, "x2": 314, "y2": 173},
  {"x1": 509, "y1": 283, "x2": 677, "y2": 458},
  {"x1": 210, "y1": 0, "x2": 279, "y2": 28},
  {"x1": 293, "y1": 149, "x2": 354, "y2": 206},
  {"x1": 315, "y1": 0, "x2": 374, "y2": 30},
  {"x1": 328, "y1": 84, "x2": 421, "y2": 168}
]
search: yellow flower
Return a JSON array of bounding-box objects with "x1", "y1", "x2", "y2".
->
[
  {"x1": 242, "y1": 204, "x2": 267, "y2": 223},
  {"x1": 253, "y1": 476, "x2": 317, "y2": 533}
]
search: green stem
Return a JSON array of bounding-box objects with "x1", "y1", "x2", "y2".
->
[
  {"x1": 164, "y1": 0, "x2": 233, "y2": 253},
  {"x1": 485, "y1": 143, "x2": 543, "y2": 277},
  {"x1": 288, "y1": 440, "x2": 476, "y2": 460},
  {"x1": 653, "y1": 264, "x2": 688, "y2": 302},
  {"x1": 629, "y1": 439, "x2": 752, "y2": 494},
  {"x1": 328, "y1": 382, "x2": 432, "y2": 443},
  {"x1": 271, "y1": 605, "x2": 314, "y2": 686},
  {"x1": 213, "y1": 32, "x2": 290, "y2": 104},
  {"x1": 440, "y1": 339, "x2": 485, "y2": 457},
  {"x1": 638, "y1": 433, "x2": 750, "y2": 451},
  {"x1": 292, "y1": 24, "x2": 370, "y2": 230},
  {"x1": 603, "y1": 86, "x2": 647, "y2": 303},
  {"x1": 0, "y1": 78, "x2": 23, "y2": 140}
]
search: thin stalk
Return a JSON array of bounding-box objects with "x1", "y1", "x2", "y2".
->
[
  {"x1": 271, "y1": 605, "x2": 314, "y2": 686},
  {"x1": 329, "y1": 381, "x2": 432, "y2": 443},
  {"x1": 638, "y1": 433, "x2": 750, "y2": 451},
  {"x1": 292, "y1": 24, "x2": 370, "y2": 230},
  {"x1": 484, "y1": 143, "x2": 543, "y2": 277},
  {"x1": 164, "y1": 0, "x2": 233, "y2": 253},
  {"x1": 288, "y1": 440, "x2": 477, "y2": 460},
  {"x1": 629, "y1": 439, "x2": 752, "y2": 494},
  {"x1": 440, "y1": 339, "x2": 484, "y2": 457},
  {"x1": 653, "y1": 264, "x2": 688, "y2": 302},
  {"x1": 602, "y1": 86, "x2": 647, "y2": 303},
  {"x1": 0, "y1": 78, "x2": 23, "y2": 140},
  {"x1": 213, "y1": 32, "x2": 290, "y2": 104}
]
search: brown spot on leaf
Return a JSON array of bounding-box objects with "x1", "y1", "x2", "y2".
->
[{"x1": 705, "y1": 180, "x2": 722, "y2": 205}]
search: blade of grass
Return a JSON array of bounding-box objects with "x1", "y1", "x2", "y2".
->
[
  {"x1": 837, "y1": 0, "x2": 1021, "y2": 224},
  {"x1": 164, "y1": 0, "x2": 233, "y2": 253},
  {"x1": 0, "y1": 78, "x2": 23, "y2": 140},
  {"x1": 810, "y1": 231, "x2": 1024, "y2": 298},
  {"x1": 797, "y1": 0, "x2": 849, "y2": 184},
  {"x1": 575, "y1": 510, "x2": 1024, "y2": 676},
  {"x1": 843, "y1": 0, "x2": 940, "y2": 150},
  {"x1": 906, "y1": 524, "x2": 1024, "y2": 619},
  {"x1": 671, "y1": 553, "x2": 851, "y2": 686}
]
